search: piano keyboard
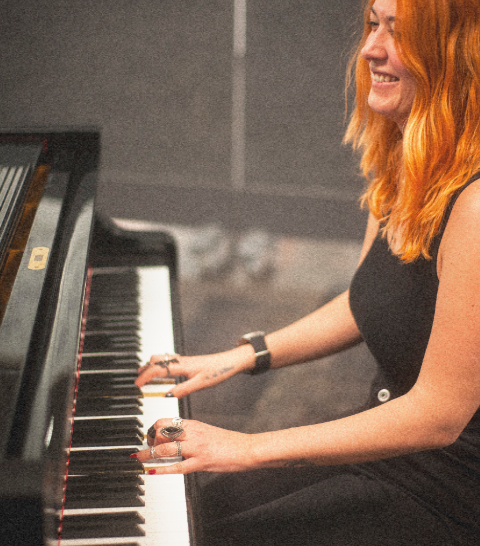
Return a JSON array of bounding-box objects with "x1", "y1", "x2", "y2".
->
[{"x1": 58, "y1": 266, "x2": 191, "y2": 545}]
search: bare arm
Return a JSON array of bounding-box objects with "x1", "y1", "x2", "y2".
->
[
  {"x1": 255, "y1": 212, "x2": 380, "y2": 369},
  {"x1": 139, "y1": 185, "x2": 480, "y2": 473},
  {"x1": 136, "y1": 214, "x2": 379, "y2": 396}
]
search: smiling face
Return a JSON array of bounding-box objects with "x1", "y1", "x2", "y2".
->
[{"x1": 361, "y1": 0, "x2": 417, "y2": 130}]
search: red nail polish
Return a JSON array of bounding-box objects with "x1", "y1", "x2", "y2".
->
[
  {"x1": 130, "y1": 453, "x2": 138, "y2": 458},
  {"x1": 148, "y1": 469, "x2": 156, "y2": 475}
]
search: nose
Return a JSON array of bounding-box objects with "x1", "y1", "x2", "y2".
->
[{"x1": 361, "y1": 29, "x2": 388, "y2": 62}]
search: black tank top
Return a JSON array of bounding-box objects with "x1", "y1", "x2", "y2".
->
[{"x1": 349, "y1": 174, "x2": 480, "y2": 412}]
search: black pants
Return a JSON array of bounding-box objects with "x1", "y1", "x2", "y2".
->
[{"x1": 199, "y1": 466, "x2": 462, "y2": 546}]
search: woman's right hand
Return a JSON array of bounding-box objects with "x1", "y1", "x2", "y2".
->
[{"x1": 134, "y1": 345, "x2": 255, "y2": 398}]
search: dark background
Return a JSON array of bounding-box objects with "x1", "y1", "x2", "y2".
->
[
  {"x1": 1, "y1": 0, "x2": 367, "y2": 239},
  {"x1": 1, "y1": 0, "x2": 377, "y2": 448}
]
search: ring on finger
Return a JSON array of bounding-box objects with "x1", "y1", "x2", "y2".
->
[
  {"x1": 174, "y1": 441, "x2": 182, "y2": 458},
  {"x1": 172, "y1": 417, "x2": 183, "y2": 427},
  {"x1": 160, "y1": 425, "x2": 184, "y2": 440},
  {"x1": 156, "y1": 353, "x2": 179, "y2": 378},
  {"x1": 150, "y1": 445, "x2": 159, "y2": 460}
]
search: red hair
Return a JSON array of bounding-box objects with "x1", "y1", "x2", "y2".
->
[{"x1": 344, "y1": 0, "x2": 480, "y2": 261}]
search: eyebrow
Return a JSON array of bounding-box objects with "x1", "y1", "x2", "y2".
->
[{"x1": 370, "y1": 7, "x2": 396, "y2": 22}]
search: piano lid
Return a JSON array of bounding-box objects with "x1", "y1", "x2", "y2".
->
[{"x1": 0, "y1": 129, "x2": 100, "y2": 460}]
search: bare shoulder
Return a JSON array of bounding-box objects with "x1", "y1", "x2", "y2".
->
[{"x1": 438, "y1": 179, "x2": 480, "y2": 278}]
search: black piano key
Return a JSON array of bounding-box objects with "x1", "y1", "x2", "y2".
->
[
  {"x1": 85, "y1": 317, "x2": 140, "y2": 331},
  {"x1": 80, "y1": 370, "x2": 139, "y2": 377},
  {"x1": 68, "y1": 542, "x2": 140, "y2": 546},
  {"x1": 88, "y1": 302, "x2": 139, "y2": 314},
  {"x1": 80, "y1": 354, "x2": 141, "y2": 371},
  {"x1": 68, "y1": 463, "x2": 144, "y2": 475},
  {"x1": 82, "y1": 334, "x2": 141, "y2": 353},
  {"x1": 77, "y1": 374, "x2": 140, "y2": 391},
  {"x1": 75, "y1": 396, "x2": 143, "y2": 413},
  {"x1": 71, "y1": 417, "x2": 144, "y2": 431},
  {"x1": 75, "y1": 403, "x2": 143, "y2": 417},
  {"x1": 78, "y1": 374, "x2": 142, "y2": 390},
  {"x1": 90, "y1": 273, "x2": 138, "y2": 288},
  {"x1": 65, "y1": 491, "x2": 145, "y2": 509},
  {"x1": 77, "y1": 385, "x2": 143, "y2": 398},
  {"x1": 65, "y1": 479, "x2": 144, "y2": 494},
  {"x1": 61, "y1": 512, "x2": 145, "y2": 539},
  {"x1": 88, "y1": 286, "x2": 138, "y2": 299},
  {"x1": 71, "y1": 433, "x2": 144, "y2": 448},
  {"x1": 70, "y1": 448, "x2": 140, "y2": 460},
  {"x1": 68, "y1": 449, "x2": 144, "y2": 474},
  {"x1": 72, "y1": 430, "x2": 143, "y2": 447},
  {"x1": 66, "y1": 473, "x2": 144, "y2": 489}
]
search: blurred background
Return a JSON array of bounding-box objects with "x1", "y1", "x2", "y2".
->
[{"x1": 1, "y1": 0, "x2": 376, "y2": 434}]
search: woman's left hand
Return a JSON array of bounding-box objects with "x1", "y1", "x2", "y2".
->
[{"x1": 133, "y1": 419, "x2": 256, "y2": 475}]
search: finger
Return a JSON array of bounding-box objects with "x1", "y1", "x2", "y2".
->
[
  {"x1": 169, "y1": 375, "x2": 213, "y2": 399},
  {"x1": 145, "y1": 418, "x2": 187, "y2": 445},
  {"x1": 147, "y1": 458, "x2": 198, "y2": 475},
  {"x1": 133, "y1": 442, "x2": 183, "y2": 463},
  {"x1": 135, "y1": 365, "x2": 164, "y2": 387},
  {"x1": 135, "y1": 364, "x2": 179, "y2": 387}
]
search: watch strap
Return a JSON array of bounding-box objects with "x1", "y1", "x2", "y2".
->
[{"x1": 238, "y1": 331, "x2": 271, "y2": 375}]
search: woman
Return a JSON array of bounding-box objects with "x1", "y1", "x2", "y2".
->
[{"x1": 133, "y1": 0, "x2": 480, "y2": 543}]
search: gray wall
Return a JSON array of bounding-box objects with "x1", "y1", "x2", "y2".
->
[{"x1": 1, "y1": 0, "x2": 367, "y2": 239}]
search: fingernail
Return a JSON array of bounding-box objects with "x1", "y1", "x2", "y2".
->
[
  {"x1": 165, "y1": 392, "x2": 174, "y2": 398},
  {"x1": 130, "y1": 453, "x2": 138, "y2": 458},
  {"x1": 148, "y1": 469, "x2": 156, "y2": 475}
]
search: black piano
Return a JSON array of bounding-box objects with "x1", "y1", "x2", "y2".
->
[{"x1": 0, "y1": 129, "x2": 201, "y2": 545}]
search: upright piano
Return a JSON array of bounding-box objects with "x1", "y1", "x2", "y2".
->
[{"x1": 0, "y1": 129, "x2": 201, "y2": 545}]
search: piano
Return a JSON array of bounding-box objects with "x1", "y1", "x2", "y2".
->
[{"x1": 0, "y1": 129, "x2": 202, "y2": 545}]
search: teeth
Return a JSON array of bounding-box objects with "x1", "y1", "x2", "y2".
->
[{"x1": 372, "y1": 72, "x2": 399, "y2": 83}]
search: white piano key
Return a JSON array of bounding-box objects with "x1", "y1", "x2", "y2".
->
[
  {"x1": 60, "y1": 265, "x2": 191, "y2": 545},
  {"x1": 137, "y1": 266, "x2": 175, "y2": 363}
]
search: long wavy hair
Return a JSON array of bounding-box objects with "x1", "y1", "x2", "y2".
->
[{"x1": 344, "y1": 0, "x2": 480, "y2": 261}]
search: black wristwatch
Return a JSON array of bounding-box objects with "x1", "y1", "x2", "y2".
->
[{"x1": 238, "y1": 331, "x2": 271, "y2": 375}]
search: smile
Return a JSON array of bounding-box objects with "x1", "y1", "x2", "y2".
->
[{"x1": 371, "y1": 72, "x2": 399, "y2": 83}]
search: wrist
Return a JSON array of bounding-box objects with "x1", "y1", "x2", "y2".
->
[{"x1": 229, "y1": 343, "x2": 257, "y2": 373}]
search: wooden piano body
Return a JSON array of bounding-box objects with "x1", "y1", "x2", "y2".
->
[{"x1": 0, "y1": 129, "x2": 201, "y2": 545}]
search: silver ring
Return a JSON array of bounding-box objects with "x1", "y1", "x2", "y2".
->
[
  {"x1": 174, "y1": 441, "x2": 182, "y2": 457},
  {"x1": 154, "y1": 353, "x2": 179, "y2": 378},
  {"x1": 172, "y1": 417, "x2": 183, "y2": 427},
  {"x1": 150, "y1": 445, "x2": 158, "y2": 460},
  {"x1": 160, "y1": 425, "x2": 184, "y2": 440}
]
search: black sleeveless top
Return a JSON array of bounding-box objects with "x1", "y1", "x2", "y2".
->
[
  {"x1": 350, "y1": 174, "x2": 480, "y2": 417},
  {"x1": 348, "y1": 176, "x2": 480, "y2": 538}
]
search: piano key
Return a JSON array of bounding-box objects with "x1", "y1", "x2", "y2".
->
[
  {"x1": 61, "y1": 512, "x2": 146, "y2": 539},
  {"x1": 57, "y1": 539, "x2": 141, "y2": 546},
  {"x1": 60, "y1": 475, "x2": 191, "y2": 546},
  {"x1": 80, "y1": 354, "x2": 142, "y2": 372},
  {"x1": 65, "y1": 489, "x2": 145, "y2": 510},
  {"x1": 75, "y1": 400, "x2": 143, "y2": 417},
  {"x1": 82, "y1": 334, "x2": 141, "y2": 353},
  {"x1": 84, "y1": 318, "x2": 140, "y2": 331},
  {"x1": 71, "y1": 433, "x2": 143, "y2": 448},
  {"x1": 76, "y1": 385, "x2": 143, "y2": 398},
  {"x1": 60, "y1": 265, "x2": 191, "y2": 545},
  {"x1": 72, "y1": 417, "x2": 144, "y2": 431}
]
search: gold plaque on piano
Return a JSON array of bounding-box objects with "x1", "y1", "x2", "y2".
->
[{"x1": 28, "y1": 247, "x2": 49, "y2": 270}]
